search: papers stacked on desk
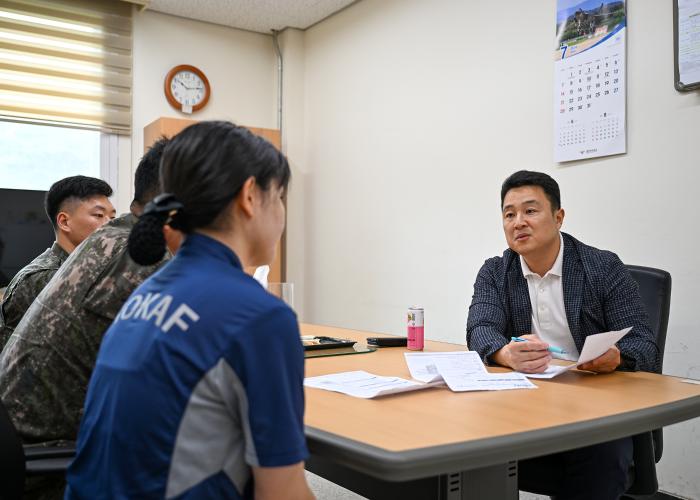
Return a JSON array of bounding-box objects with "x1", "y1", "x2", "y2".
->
[
  {"x1": 304, "y1": 370, "x2": 443, "y2": 398},
  {"x1": 404, "y1": 351, "x2": 536, "y2": 392},
  {"x1": 304, "y1": 352, "x2": 536, "y2": 399}
]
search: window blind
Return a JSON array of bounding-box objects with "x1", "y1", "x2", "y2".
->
[{"x1": 0, "y1": 0, "x2": 132, "y2": 134}]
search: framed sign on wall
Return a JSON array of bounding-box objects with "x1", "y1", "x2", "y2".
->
[{"x1": 674, "y1": 0, "x2": 700, "y2": 92}]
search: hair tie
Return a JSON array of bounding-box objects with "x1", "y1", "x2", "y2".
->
[{"x1": 142, "y1": 193, "x2": 183, "y2": 218}]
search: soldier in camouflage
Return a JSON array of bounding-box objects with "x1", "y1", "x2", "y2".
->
[
  {"x1": 0, "y1": 243, "x2": 68, "y2": 347},
  {"x1": 0, "y1": 176, "x2": 115, "y2": 347},
  {"x1": 0, "y1": 138, "x2": 174, "y2": 500}
]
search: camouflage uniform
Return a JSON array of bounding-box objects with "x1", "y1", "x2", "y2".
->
[
  {"x1": 0, "y1": 243, "x2": 68, "y2": 348},
  {"x1": 0, "y1": 213, "x2": 167, "y2": 445}
]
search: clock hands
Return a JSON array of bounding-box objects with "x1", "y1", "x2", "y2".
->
[{"x1": 177, "y1": 80, "x2": 203, "y2": 91}]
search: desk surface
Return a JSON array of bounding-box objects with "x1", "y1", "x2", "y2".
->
[{"x1": 301, "y1": 323, "x2": 700, "y2": 480}]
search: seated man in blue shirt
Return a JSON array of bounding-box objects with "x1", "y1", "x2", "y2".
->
[{"x1": 467, "y1": 170, "x2": 659, "y2": 500}]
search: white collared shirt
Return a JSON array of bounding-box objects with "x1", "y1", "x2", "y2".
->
[{"x1": 520, "y1": 233, "x2": 579, "y2": 361}]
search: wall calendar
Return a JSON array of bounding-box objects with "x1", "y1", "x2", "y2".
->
[{"x1": 554, "y1": 1, "x2": 627, "y2": 162}]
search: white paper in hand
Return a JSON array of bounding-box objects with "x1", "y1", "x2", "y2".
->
[{"x1": 523, "y1": 327, "x2": 632, "y2": 379}]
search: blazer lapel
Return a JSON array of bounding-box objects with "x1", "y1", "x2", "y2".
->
[
  {"x1": 507, "y1": 254, "x2": 532, "y2": 336},
  {"x1": 562, "y1": 234, "x2": 583, "y2": 343}
]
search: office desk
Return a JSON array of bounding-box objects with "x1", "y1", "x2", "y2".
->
[{"x1": 301, "y1": 323, "x2": 700, "y2": 500}]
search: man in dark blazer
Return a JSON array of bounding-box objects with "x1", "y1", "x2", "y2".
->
[{"x1": 467, "y1": 170, "x2": 659, "y2": 500}]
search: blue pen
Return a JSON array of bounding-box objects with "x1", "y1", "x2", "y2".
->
[{"x1": 510, "y1": 336, "x2": 567, "y2": 354}]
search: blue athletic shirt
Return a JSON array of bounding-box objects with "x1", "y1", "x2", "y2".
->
[{"x1": 65, "y1": 233, "x2": 308, "y2": 499}]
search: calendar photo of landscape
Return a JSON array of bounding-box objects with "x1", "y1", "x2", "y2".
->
[
  {"x1": 553, "y1": 0, "x2": 627, "y2": 161},
  {"x1": 555, "y1": 0, "x2": 626, "y2": 60}
]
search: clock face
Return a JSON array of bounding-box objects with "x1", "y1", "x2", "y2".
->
[
  {"x1": 170, "y1": 70, "x2": 206, "y2": 107},
  {"x1": 164, "y1": 65, "x2": 210, "y2": 113}
]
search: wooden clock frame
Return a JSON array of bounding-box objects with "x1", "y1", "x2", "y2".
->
[{"x1": 163, "y1": 64, "x2": 211, "y2": 113}]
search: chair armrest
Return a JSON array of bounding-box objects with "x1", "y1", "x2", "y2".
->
[
  {"x1": 24, "y1": 444, "x2": 76, "y2": 460},
  {"x1": 25, "y1": 456, "x2": 73, "y2": 476}
]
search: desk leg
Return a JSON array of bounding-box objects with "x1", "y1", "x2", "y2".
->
[
  {"x1": 306, "y1": 457, "x2": 518, "y2": 500},
  {"x1": 306, "y1": 455, "x2": 439, "y2": 499},
  {"x1": 458, "y1": 461, "x2": 518, "y2": 500}
]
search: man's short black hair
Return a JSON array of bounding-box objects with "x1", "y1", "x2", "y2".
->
[
  {"x1": 500, "y1": 170, "x2": 561, "y2": 211},
  {"x1": 44, "y1": 176, "x2": 113, "y2": 230},
  {"x1": 133, "y1": 137, "x2": 169, "y2": 207}
]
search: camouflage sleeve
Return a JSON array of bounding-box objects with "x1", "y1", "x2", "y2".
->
[
  {"x1": 0, "y1": 270, "x2": 56, "y2": 348},
  {"x1": 0, "y1": 313, "x2": 12, "y2": 350}
]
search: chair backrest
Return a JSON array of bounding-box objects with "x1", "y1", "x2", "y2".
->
[
  {"x1": 625, "y1": 264, "x2": 672, "y2": 476},
  {"x1": 0, "y1": 399, "x2": 26, "y2": 500},
  {"x1": 625, "y1": 265, "x2": 672, "y2": 372}
]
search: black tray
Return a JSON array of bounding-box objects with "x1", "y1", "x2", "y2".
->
[{"x1": 303, "y1": 336, "x2": 357, "y2": 351}]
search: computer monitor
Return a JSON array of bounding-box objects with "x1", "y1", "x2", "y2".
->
[{"x1": 0, "y1": 188, "x2": 54, "y2": 288}]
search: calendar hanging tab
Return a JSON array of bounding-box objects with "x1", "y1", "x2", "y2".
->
[{"x1": 554, "y1": 1, "x2": 627, "y2": 162}]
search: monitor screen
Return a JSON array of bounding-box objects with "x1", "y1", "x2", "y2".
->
[{"x1": 0, "y1": 188, "x2": 54, "y2": 288}]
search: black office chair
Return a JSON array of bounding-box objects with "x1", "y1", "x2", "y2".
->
[
  {"x1": 519, "y1": 265, "x2": 672, "y2": 499},
  {"x1": 623, "y1": 265, "x2": 672, "y2": 497},
  {"x1": 626, "y1": 265, "x2": 671, "y2": 373},
  {"x1": 0, "y1": 399, "x2": 75, "y2": 500},
  {"x1": 0, "y1": 397, "x2": 25, "y2": 499}
]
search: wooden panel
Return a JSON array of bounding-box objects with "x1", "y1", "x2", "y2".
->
[
  {"x1": 142, "y1": 118, "x2": 281, "y2": 152},
  {"x1": 143, "y1": 117, "x2": 284, "y2": 281},
  {"x1": 143, "y1": 117, "x2": 197, "y2": 149},
  {"x1": 247, "y1": 126, "x2": 281, "y2": 149},
  {"x1": 301, "y1": 323, "x2": 700, "y2": 453}
]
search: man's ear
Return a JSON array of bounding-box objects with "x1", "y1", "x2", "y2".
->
[
  {"x1": 556, "y1": 208, "x2": 565, "y2": 229},
  {"x1": 56, "y1": 211, "x2": 71, "y2": 233},
  {"x1": 237, "y1": 177, "x2": 257, "y2": 218}
]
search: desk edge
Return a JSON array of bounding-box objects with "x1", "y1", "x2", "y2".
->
[{"x1": 306, "y1": 394, "x2": 700, "y2": 481}]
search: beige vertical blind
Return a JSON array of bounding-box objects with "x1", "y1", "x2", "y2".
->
[{"x1": 0, "y1": 0, "x2": 132, "y2": 134}]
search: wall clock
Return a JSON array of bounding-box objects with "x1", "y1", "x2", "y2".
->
[{"x1": 164, "y1": 64, "x2": 211, "y2": 114}]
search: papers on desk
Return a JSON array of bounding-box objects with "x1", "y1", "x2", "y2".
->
[
  {"x1": 434, "y1": 355, "x2": 537, "y2": 391},
  {"x1": 404, "y1": 351, "x2": 536, "y2": 392},
  {"x1": 522, "y1": 327, "x2": 632, "y2": 379},
  {"x1": 404, "y1": 351, "x2": 485, "y2": 383},
  {"x1": 305, "y1": 328, "x2": 634, "y2": 398},
  {"x1": 304, "y1": 370, "x2": 441, "y2": 399},
  {"x1": 305, "y1": 352, "x2": 536, "y2": 399}
]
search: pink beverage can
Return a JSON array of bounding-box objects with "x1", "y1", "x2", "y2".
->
[{"x1": 407, "y1": 306, "x2": 424, "y2": 351}]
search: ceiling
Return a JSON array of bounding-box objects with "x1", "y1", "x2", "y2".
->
[{"x1": 145, "y1": 0, "x2": 358, "y2": 34}]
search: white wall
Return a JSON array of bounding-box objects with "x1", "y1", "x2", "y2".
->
[
  {"x1": 119, "y1": 9, "x2": 277, "y2": 212},
  {"x1": 291, "y1": 0, "x2": 700, "y2": 497},
  {"x1": 279, "y1": 29, "x2": 308, "y2": 315}
]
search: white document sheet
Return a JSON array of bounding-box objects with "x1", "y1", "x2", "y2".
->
[
  {"x1": 522, "y1": 327, "x2": 632, "y2": 379},
  {"x1": 404, "y1": 351, "x2": 486, "y2": 383},
  {"x1": 433, "y1": 356, "x2": 537, "y2": 391},
  {"x1": 404, "y1": 351, "x2": 535, "y2": 391},
  {"x1": 304, "y1": 370, "x2": 440, "y2": 399}
]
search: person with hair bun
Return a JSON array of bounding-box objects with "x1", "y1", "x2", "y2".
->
[{"x1": 66, "y1": 121, "x2": 313, "y2": 500}]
